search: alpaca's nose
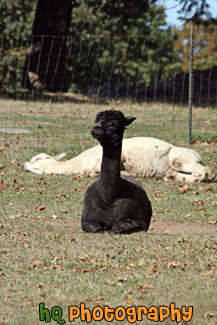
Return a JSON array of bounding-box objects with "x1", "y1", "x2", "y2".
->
[
  {"x1": 91, "y1": 123, "x2": 104, "y2": 137},
  {"x1": 92, "y1": 122, "x2": 102, "y2": 130},
  {"x1": 92, "y1": 123, "x2": 103, "y2": 133}
]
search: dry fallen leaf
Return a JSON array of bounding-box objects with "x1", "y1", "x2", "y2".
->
[
  {"x1": 0, "y1": 143, "x2": 9, "y2": 152},
  {"x1": 29, "y1": 215, "x2": 42, "y2": 220},
  {"x1": 108, "y1": 277, "x2": 128, "y2": 286},
  {"x1": 34, "y1": 206, "x2": 46, "y2": 211},
  {"x1": 40, "y1": 292, "x2": 46, "y2": 299},
  {"x1": 193, "y1": 200, "x2": 204, "y2": 206},
  {"x1": 197, "y1": 207, "x2": 206, "y2": 212},
  {"x1": 50, "y1": 257, "x2": 59, "y2": 264},
  {"x1": 146, "y1": 265, "x2": 159, "y2": 273},
  {"x1": 55, "y1": 194, "x2": 69, "y2": 199},
  {"x1": 22, "y1": 242, "x2": 30, "y2": 248},
  {"x1": 125, "y1": 297, "x2": 133, "y2": 305},
  {"x1": 203, "y1": 186, "x2": 214, "y2": 192},
  {"x1": 49, "y1": 264, "x2": 64, "y2": 270},
  {"x1": 29, "y1": 259, "x2": 41, "y2": 269},
  {"x1": 204, "y1": 311, "x2": 216, "y2": 319},
  {"x1": 9, "y1": 214, "x2": 23, "y2": 220},
  {"x1": 125, "y1": 263, "x2": 137, "y2": 269},
  {"x1": 154, "y1": 191, "x2": 168, "y2": 198},
  {"x1": 137, "y1": 284, "x2": 153, "y2": 293},
  {"x1": 178, "y1": 185, "x2": 191, "y2": 193},
  {"x1": 168, "y1": 261, "x2": 181, "y2": 269}
]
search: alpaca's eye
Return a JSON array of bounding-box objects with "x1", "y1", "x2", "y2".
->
[{"x1": 108, "y1": 121, "x2": 115, "y2": 127}]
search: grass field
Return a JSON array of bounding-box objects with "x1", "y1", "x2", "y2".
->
[{"x1": 0, "y1": 99, "x2": 216, "y2": 324}]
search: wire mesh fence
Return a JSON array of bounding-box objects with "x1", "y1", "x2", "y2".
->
[
  {"x1": 0, "y1": 31, "x2": 217, "y2": 106},
  {"x1": 0, "y1": 30, "x2": 216, "y2": 146}
]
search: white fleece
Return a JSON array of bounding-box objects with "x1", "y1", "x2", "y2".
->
[{"x1": 22, "y1": 137, "x2": 216, "y2": 182}]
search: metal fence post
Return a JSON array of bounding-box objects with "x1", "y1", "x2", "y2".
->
[{"x1": 188, "y1": 23, "x2": 194, "y2": 144}]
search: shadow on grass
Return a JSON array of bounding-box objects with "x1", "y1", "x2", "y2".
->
[{"x1": 1, "y1": 86, "x2": 217, "y2": 107}]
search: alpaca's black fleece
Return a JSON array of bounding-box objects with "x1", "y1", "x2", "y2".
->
[
  {"x1": 95, "y1": 110, "x2": 125, "y2": 123},
  {"x1": 81, "y1": 110, "x2": 152, "y2": 234}
]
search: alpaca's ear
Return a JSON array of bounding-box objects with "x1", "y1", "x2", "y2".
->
[{"x1": 124, "y1": 116, "x2": 136, "y2": 126}]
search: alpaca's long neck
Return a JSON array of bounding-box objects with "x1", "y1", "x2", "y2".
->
[{"x1": 99, "y1": 142, "x2": 122, "y2": 199}]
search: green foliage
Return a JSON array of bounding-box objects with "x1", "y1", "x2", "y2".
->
[
  {"x1": 173, "y1": 23, "x2": 217, "y2": 71},
  {"x1": 193, "y1": 133, "x2": 217, "y2": 143},
  {"x1": 0, "y1": 0, "x2": 36, "y2": 91},
  {"x1": 66, "y1": 1, "x2": 178, "y2": 93},
  {"x1": 0, "y1": 0, "x2": 187, "y2": 96},
  {"x1": 0, "y1": 0, "x2": 36, "y2": 36}
]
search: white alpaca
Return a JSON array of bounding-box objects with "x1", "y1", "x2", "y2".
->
[{"x1": 21, "y1": 137, "x2": 216, "y2": 182}]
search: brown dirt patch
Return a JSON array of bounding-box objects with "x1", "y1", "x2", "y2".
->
[
  {"x1": 44, "y1": 219, "x2": 217, "y2": 235},
  {"x1": 149, "y1": 220, "x2": 217, "y2": 235}
]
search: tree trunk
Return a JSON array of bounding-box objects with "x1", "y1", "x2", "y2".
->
[{"x1": 22, "y1": 0, "x2": 73, "y2": 91}]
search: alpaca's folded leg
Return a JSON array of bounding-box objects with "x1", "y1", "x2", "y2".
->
[
  {"x1": 81, "y1": 219, "x2": 105, "y2": 233},
  {"x1": 109, "y1": 219, "x2": 147, "y2": 234},
  {"x1": 164, "y1": 170, "x2": 200, "y2": 182}
]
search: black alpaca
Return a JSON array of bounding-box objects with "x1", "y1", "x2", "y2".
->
[{"x1": 81, "y1": 110, "x2": 152, "y2": 234}]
